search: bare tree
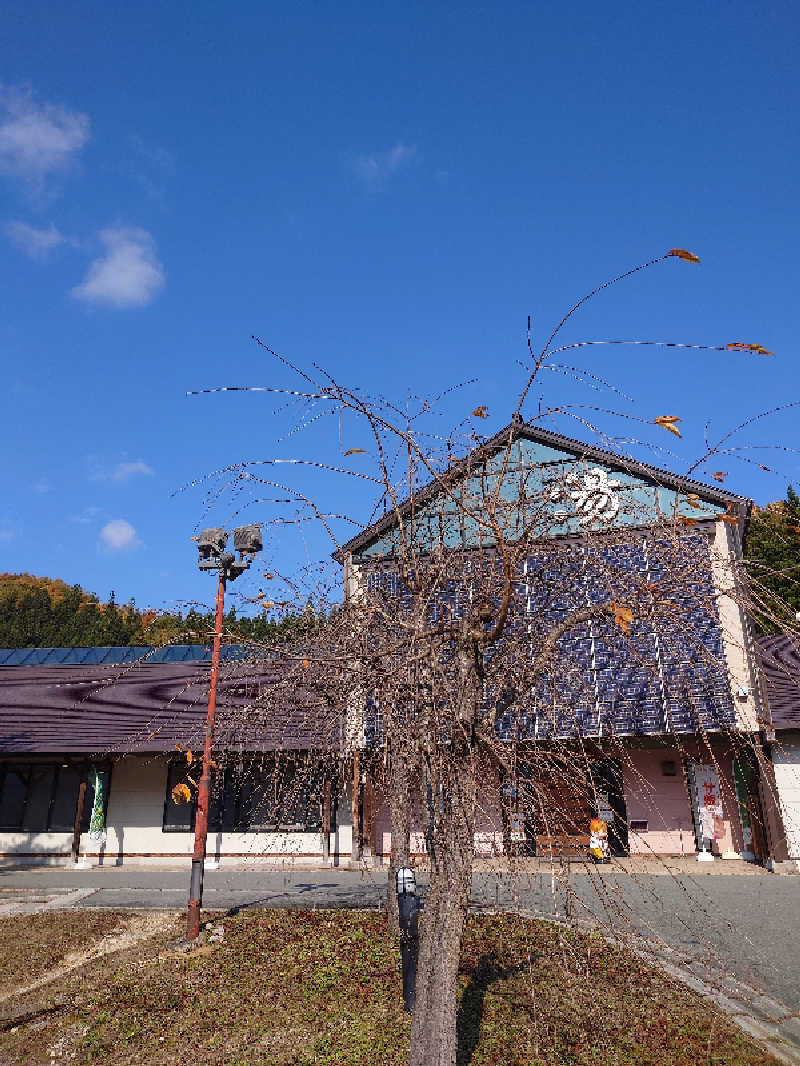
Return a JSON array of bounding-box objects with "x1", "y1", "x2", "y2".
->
[{"x1": 188, "y1": 249, "x2": 789, "y2": 1066}]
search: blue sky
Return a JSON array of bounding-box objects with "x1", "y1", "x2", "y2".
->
[{"x1": 1, "y1": 2, "x2": 798, "y2": 617}]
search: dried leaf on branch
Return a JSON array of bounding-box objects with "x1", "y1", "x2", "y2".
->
[
  {"x1": 668, "y1": 248, "x2": 701, "y2": 263},
  {"x1": 171, "y1": 783, "x2": 192, "y2": 806},
  {"x1": 652, "y1": 414, "x2": 682, "y2": 437},
  {"x1": 610, "y1": 601, "x2": 634, "y2": 635},
  {"x1": 726, "y1": 342, "x2": 773, "y2": 356}
]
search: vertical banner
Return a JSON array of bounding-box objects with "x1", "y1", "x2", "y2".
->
[
  {"x1": 88, "y1": 767, "x2": 107, "y2": 844},
  {"x1": 733, "y1": 758, "x2": 755, "y2": 859},
  {"x1": 688, "y1": 763, "x2": 723, "y2": 852}
]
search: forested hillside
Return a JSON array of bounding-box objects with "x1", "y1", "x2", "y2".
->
[{"x1": 0, "y1": 573, "x2": 299, "y2": 648}]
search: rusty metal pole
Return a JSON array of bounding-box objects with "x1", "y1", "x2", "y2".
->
[{"x1": 186, "y1": 570, "x2": 226, "y2": 940}]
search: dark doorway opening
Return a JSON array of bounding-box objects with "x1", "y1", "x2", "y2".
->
[{"x1": 591, "y1": 758, "x2": 628, "y2": 855}]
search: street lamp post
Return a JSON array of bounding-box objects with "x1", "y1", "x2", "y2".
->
[
  {"x1": 396, "y1": 867, "x2": 420, "y2": 1012},
  {"x1": 185, "y1": 524, "x2": 262, "y2": 942}
]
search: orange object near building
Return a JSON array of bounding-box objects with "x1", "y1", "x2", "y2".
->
[{"x1": 589, "y1": 818, "x2": 610, "y2": 862}]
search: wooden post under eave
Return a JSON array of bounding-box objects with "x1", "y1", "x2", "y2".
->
[
  {"x1": 71, "y1": 764, "x2": 89, "y2": 865},
  {"x1": 351, "y1": 750, "x2": 362, "y2": 862},
  {"x1": 321, "y1": 778, "x2": 332, "y2": 863},
  {"x1": 362, "y1": 775, "x2": 375, "y2": 859}
]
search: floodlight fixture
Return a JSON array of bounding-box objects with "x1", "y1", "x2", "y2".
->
[
  {"x1": 233, "y1": 524, "x2": 263, "y2": 556},
  {"x1": 197, "y1": 527, "x2": 229, "y2": 571}
]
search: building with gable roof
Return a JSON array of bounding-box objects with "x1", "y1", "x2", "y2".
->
[{"x1": 336, "y1": 422, "x2": 789, "y2": 865}]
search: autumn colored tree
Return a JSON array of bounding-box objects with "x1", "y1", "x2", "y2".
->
[
  {"x1": 0, "y1": 572, "x2": 305, "y2": 648},
  {"x1": 191, "y1": 249, "x2": 785, "y2": 1066}
]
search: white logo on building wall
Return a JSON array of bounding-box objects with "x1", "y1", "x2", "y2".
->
[{"x1": 549, "y1": 467, "x2": 622, "y2": 524}]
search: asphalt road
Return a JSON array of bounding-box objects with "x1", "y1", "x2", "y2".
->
[{"x1": 1, "y1": 863, "x2": 798, "y2": 1056}]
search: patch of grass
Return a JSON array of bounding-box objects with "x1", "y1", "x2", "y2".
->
[
  {"x1": 0, "y1": 909, "x2": 780, "y2": 1066},
  {"x1": 0, "y1": 909, "x2": 124, "y2": 998}
]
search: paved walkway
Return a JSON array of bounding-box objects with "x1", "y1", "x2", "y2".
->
[{"x1": 1, "y1": 861, "x2": 798, "y2": 1059}]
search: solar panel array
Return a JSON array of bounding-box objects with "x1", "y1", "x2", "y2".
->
[
  {"x1": 496, "y1": 534, "x2": 735, "y2": 740},
  {"x1": 363, "y1": 532, "x2": 736, "y2": 746},
  {"x1": 0, "y1": 644, "x2": 251, "y2": 667}
]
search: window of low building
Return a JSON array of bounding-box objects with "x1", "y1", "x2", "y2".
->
[
  {"x1": 162, "y1": 757, "x2": 325, "y2": 833},
  {"x1": 48, "y1": 765, "x2": 82, "y2": 831},
  {"x1": 0, "y1": 761, "x2": 111, "y2": 832},
  {"x1": 163, "y1": 760, "x2": 206, "y2": 833},
  {"x1": 0, "y1": 764, "x2": 28, "y2": 829}
]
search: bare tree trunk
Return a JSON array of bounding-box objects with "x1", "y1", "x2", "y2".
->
[
  {"x1": 387, "y1": 749, "x2": 412, "y2": 935},
  {"x1": 408, "y1": 748, "x2": 475, "y2": 1066}
]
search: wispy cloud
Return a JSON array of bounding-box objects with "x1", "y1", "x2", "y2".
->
[
  {"x1": 69, "y1": 505, "x2": 102, "y2": 525},
  {"x1": 33, "y1": 478, "x2": 50, "y2": 493},
  {"x1": 124, "y1": 134, "x2": 176, "y2": 201},
  {"x1": 71, "y1": 227, "x2": 164, "y2": 309},
  {"x1": 99, "y1": 518, "x2": 140, "y2": 552},
  {"x1": 0, "y1": 85, "x2": 89, "y2": 184},
  {"x1": 0, "y1": 524, "x2": 15, "y2": 544},
  {"x1": 88, "y1": 457, "x2": 155, "y2": 482},
  {"x1": 112, "y1": 460, "x2": 154, "y2": 481},
  {"x1": 352, "y1": 142, "x2": 417, "y2": 185},
  {"x1": 6, "y1": 220, "x2": 69, "y2": 260}
]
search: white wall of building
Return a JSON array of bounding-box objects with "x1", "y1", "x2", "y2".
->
[
  {"x1": 0, "y1": 755, "x2": 351, "y2": 867},
  {"x1": 772, "y1": 731, "x2": 800, "y2": 861},
  {"x1": 708, "y1": 521, "x2": 762, "y2": 732},
  {"x1": 0, "y1": 830, "x2": 72, "y2": 863}
]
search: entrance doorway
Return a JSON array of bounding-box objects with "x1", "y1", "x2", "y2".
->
[
  {"x1": 591, "y1": 758, "x2": 628, "y2": 856},
  {"x1": 506, "y1": 753, "x2": 628, "y2": 857}
]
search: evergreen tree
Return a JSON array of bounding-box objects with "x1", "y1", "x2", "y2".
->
[
  {"x1": 744, "y1": 485, "x2": 800, "y2": 631},
  {"x1": 786, "y1": 485, "x2": 800, "y2": 524}
]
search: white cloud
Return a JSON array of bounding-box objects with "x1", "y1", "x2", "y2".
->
[
  {"x1": 0, "y1": 86, "x2": 89, "y2": 181},
  {"x1": 112, "y1": 460, "x2": 154, "y2": 481},
  {"x1": 69, "y1": 505, "x2": 102, "y2": 525},
  {"x1": 87, "y1": 457, "x2": 155, "y2": 482},
  {"x1": 6, "y1": 220, "x2": 68, "y2": 259},
  {"x1": 72, "y1": 227, "x2": 165, "y2": 309},
  {"x1": 352, "y1": 143, "x2": 417, "y2": 184},
  {"x1": 99, "y1": 518, "x2": 140, "y2": 552}
]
